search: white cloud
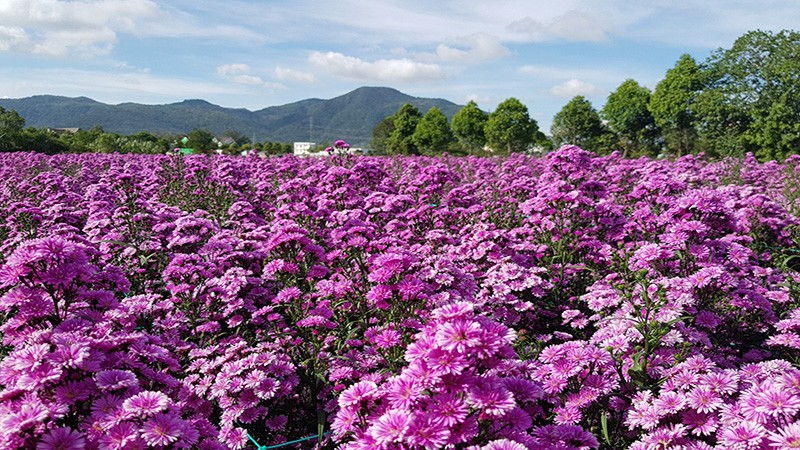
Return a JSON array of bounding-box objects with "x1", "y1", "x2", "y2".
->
[
  {"x1": 549, "y1": 78, "x2": 601, "y2": 98},
  {"x1": 419, "y1": 33, "x2": 509, "y2": 64},
  {"x1": 0, "y1": 26, "x2": 28, "y2": 52},
  {"x1": 0, "y1": 0, "x2": 161, "y2": 56},
  {"x1": 274, "y1": 67, "x2": 317, "y2": 84},
  {"x1": 507, "y1": 9, "x2": 612, "y2": 42},
  {"x1": 216, "y1": 64, "x2": 264, "y2": 85},
  {"x1": 308, "y1": 51, "x2": 444, "y2": 82}
]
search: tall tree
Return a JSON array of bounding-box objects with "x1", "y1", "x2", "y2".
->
[
  {"x1": 648, "y1": 54, "x2": 704, "y2": 156},
  {"x1": 698, "y1": 29, "x2": 800, "y2": 159},
  {"x1": 0, "y1": 107, "x2": 26, "y2": 152},
  {"x1": 370, "y1": 116, "x2": 395, "y2": 154},
  {"x1": 550, "y1": 96, "x2": 606, "y2": 152},
  {"x1": 386, "y1": 103, "x2": 422, "y2": 155},
  {"x1": 484, "y1": 98, "x2": 539, "y2": 154},
  {"x1": 412, "y1": 107, "x2": 454, "y2": 155},
  {"x1": 602, "y1": 79, "x2": 659, "y2": 157},
  {"x1": 451, "y1": 100, "x2": 488, "y2": 151}
]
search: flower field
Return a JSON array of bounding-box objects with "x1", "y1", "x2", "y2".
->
[{"x1": 1, "y1": 146, "x2": 800, "y2": 450}]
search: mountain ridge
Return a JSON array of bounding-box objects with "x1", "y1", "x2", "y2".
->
[{"x1": 0, "y1": 87, "x2": 463, "y2": 146}]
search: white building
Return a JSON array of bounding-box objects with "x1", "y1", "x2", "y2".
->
[{"x1": 293, "y1": 142, "x2": 317, "y2": 156}]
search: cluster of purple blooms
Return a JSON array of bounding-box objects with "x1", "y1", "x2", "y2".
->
[{"x1": 0, "y1": 145, "x2": 799, "y2": 449}]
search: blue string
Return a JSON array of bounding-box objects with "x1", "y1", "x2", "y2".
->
[{"x1": 248, "y1": 432, "x2": 332, "y2": 450}]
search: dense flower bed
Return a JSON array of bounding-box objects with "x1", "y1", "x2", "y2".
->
[{"x1": 0, "y1": 146, "x2": 799, "y2": 449}]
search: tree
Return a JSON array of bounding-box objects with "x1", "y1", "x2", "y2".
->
[
  {"x1": 370, "y1": 116, "x2": 395, "y2": 154},
  {"x1": 698, "y1": 29, "x2": 800, "y2": 159},
  {"x1": 550, "y1": 96, "x2": 606, "y2": 152},
  {"x1": 484, "y1": 98, "x2": 539, "y2": 154},
  {"x1": 602, "y1": 79, "x2": 659, "y2": 157},
  {"x1": 412, "y1": 107, "x2": 454, "y2": 155},
  {"x1": 185, "y1": 128, "x2": 215, "y2": 153},
  {"x1": 0, "y1": 107, "x2": 26, "y2": 152},
  {"x1": 648, "y1": 54, "x2": 704, "y2": 156},
  {"x1": 385, "y1": 104, "x2": 422, "y2": 155},
  {"x1": 451, "y1": 100, "x2": 488, "y2": 151}
]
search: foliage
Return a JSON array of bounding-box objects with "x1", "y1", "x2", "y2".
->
[
  {"x1": 0, "y1": 107, "x2": 25, "y2": 152},
  {"x1": 451, "y1": 100, "x2": 488, "y2": 152},
  {"x1": 385, "y1": 103, "x2": 422, "y2": 155},
  {"x1": 551, "y1": 96, "x2": 607, "y2": 153},
  {"x1": 485, "y1": 97, "x2": 539, "y2": 154},
  {"x1": 700, "y1": 29, "x2": 800, "y2": 160},
  {"x1": 412, "y1": 107, "x2": 455, "y2": 155},
  {"x1": 648, "y1": 54, "x2": 704, "y2": 156},
  {"x1": 602, "y1": 80, "x2": 660, "y2": 157},
  {"x1": 370, "y1": 116, "x2": 395, "y2": 154}
]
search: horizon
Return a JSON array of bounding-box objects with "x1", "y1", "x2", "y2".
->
[{"x1": 2, "y1": 1, "x2": 799, "y2": 131}]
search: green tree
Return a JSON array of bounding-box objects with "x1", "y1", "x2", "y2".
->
[
  {"x1": 412, "y1": 107, "x2": 454, "y2": 155},
  {"x1": 370, "y1": 116, "x2": 395, "y2": 154},
  {"x1": 485, "y1": 98, "x2": 539, "y2": 154},
  {"x1": 550, "y1": 96, "x2": 606, "y2": 152},
  {"x1": 0, "y1": 107, "x2": 26, "y2": 152},
  {"x1": 385, "y1": 104, "x2": 422, "y2": 155},
  {"x1": 648, "y1": 54, "x2": 704, "y2": 156},
  {"x1": 185, "y1": 128, "x2": 216, "y2": 153},
  {"x1": 698, "y1": 29, "x2": 800, "y2": 159},
  {"x1": 602, "y1": 79, "x2": 660, "y2": 157},
  {"x1": 19, "y1": 128, "x2": 69, "y2": 154},
  {"x1": 451, "y1": 100, "x2": 488, "y2": 152}
]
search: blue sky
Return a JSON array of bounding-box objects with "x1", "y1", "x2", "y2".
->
[{"x1": 1, "y1": 0, "x2": 799, "y2": 132}]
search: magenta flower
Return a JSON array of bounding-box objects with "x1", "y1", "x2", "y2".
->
[
  {"x1": 35, "y1": 427, "x2": 85, "y2": 450},
  {"x1": 99, "y1": 422, "x2": 141, "y2": 450},
  {"x1": 121, "y1": 391, "x2": 170, "y2": 417},
  {"x1": 140, "y1": 412, "x2": 184, "y2": 447},
  {"x1": 481, "y1": 439, "x2": 528, "y2": 450},
  {"x1": 717, "y1": 421, "x2": 767, "y2": 448},
  {"x1": 369, "y1": 409, "x2": 413, "y2": 445},
  {"x1": 95, "y1": 370, "x2": 138, "y2": 392},
  {"x1": 338, "y1": 380, "x2": 378, "y2": 408}
]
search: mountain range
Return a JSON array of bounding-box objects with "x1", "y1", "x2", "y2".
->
[{"x1": 0, "y1": 87, "x2": 463, "y2": 147}]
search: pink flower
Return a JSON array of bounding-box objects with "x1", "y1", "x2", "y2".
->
[
  {"x1": 122, "y1": 391, "x2": 170, "y2": 417},
  {"x1": 36, "y1": 427, "x2": 85, "y2": 450},
  {"x1": 369, "y1": 409, "x2": 412, "y2": 445},
  {"x1": 140, "y1": 413, "x2": 184, "y2": 447},
  {"x1": 429, "y1": 392, "x2": 469, "y2": 427},
  {"x1": 481, "y1": 439, "x2": 528, "y2": 450},
  {"x1": 338, "y1": 380, "x2": 378, "y2": 408},
  {"x1": 434, "y1": 319, "x2": 483, "y2": 354},
  {"x1": 99, "y1": 422, "x2": 141, "y2": 450},
  {"x1": 686, "y1": 387, "x2": 723, "y2": 413},
  {"x1": 768, "y1": 421, "x2": 800, "y2": 449},
  {"x1": 408, "y1": 416, "x2": 450, "y2": 450},
  {"x1": 718, "y1": 421, "x2": 767, "y2": 448},
  {"x1": 466, "y1": 379, "x2": 515, "y2": 417},
  {"x1": 95, "y1": 370, "x2": 138, "y2": 392}
]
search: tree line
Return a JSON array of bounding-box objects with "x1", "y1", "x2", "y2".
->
[
  {"x1": 0, "y1": 115, "x2": 294, "y2": 156},
  {"x1": 373, "y1": 29, "x2": 800, "y2": 160}
]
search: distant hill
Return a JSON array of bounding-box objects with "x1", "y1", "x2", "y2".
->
[{"x1": 0, "y1": 87, "x2": 463, "y2": 146}]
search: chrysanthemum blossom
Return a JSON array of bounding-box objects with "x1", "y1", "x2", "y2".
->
[
  {"x1": 36, "y1": 427, "x2": 85, "y2": 450},
  {"x1": 369, "y1": 409, "x2": 413, "y2": 445},
  {"x1": 121, "y1": 391, "x2": 170, "y2": 417},
  {"x1": 140, "y1": 413, "x2": 184, "y2": 447}
]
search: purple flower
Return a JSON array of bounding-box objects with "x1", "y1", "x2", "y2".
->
[
  {"x1": 122, "y1": 391, "x2": 170, "y2": 417},
  {"x1": 36, "y1": 427, "x2": 85, "y2": 450},
  {"x1": 369, "y1": 409, "x2": 413, "y2": 445},
  {"x1": 95, "y1": 370, "x2": 138, "y2": 392},
  {"x1": 140, "y1": 412, "x2": 184, "y2": 447}
]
